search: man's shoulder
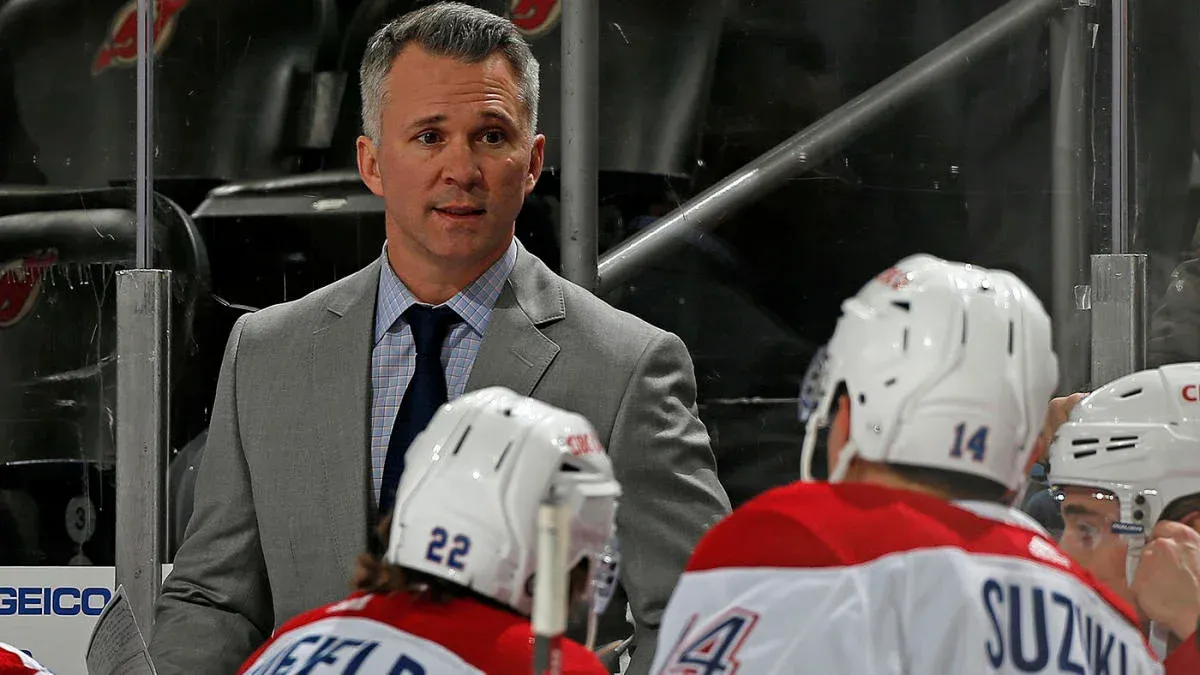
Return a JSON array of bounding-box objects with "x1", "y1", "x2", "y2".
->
[
  {"x1": 535, "y1": 268, "x2": 677, "y2": 363},
  {"x1": 238, "y1": 261, "x2": 379, "y2": 339},
  {"x1": 489, "y1": 628, "x2": 604, "y2": 675},
  {"x1": 687, "y1": 482, "x2": 1075, "y2": 573}
]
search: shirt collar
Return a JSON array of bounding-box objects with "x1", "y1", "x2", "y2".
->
[{"x1": 374, "y1": 239, "x2": 516, "y2": 344}]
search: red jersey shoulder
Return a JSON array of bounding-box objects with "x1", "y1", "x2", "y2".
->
[
  {"x1": 559, "y1": 640, "x2": 609, "y2": 675},
  {"x1": 262, "y1": 591, "x2": 375, "y2": 640},
  {"x1": 0, "y1": 644, "x2": 46, "y2": 675},
  {"x1": 686, "y1": 482, "x2": 1138, "y2": 623},
  {"x1": 1165, "y1": 632, "x2": 1200, "y2": 675},
  {"x1": 257, "y1": 592, "x2": 599, "y2": 673},
  {"x1": 689, "y1": 482, "x2": 1067, "y2": 571},
  {"x1": 489, "y1": 630, "x2": 606, "y2": 675},
  {"x1": 690, "y1": 482, "x2": 1066, "y2": 570}
]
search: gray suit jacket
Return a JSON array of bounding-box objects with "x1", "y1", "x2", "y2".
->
[{"x1": 150, "y1": 244, "x2": 731, "y2": 674}]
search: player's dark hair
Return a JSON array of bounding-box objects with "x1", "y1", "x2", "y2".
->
[
  {"x1": 889, "y1": 463, "x2": 1010, "y2": 503},
  {"x1": 359, "y1": 1, "x2": 540, "y2": 142},
  {"x1": 354, "y1": 515, "x2": 472, "y2": 602},
  {"x1": 355, "y1": 515, "x2": 593, "y2": 612},
  {"x1": 1161, "y1": 493, "x2": 1200, "y2": 523}
]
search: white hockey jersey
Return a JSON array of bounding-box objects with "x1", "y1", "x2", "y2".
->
[{"x1": 652, "y1": 482, "x2": 1168, "y2": 675}]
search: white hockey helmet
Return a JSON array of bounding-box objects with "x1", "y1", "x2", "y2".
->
[
  {"x1": 383, "y1": 387, "x2": 622, "y2": 617},
  {"x1": 800, "y1": 254, "x2": 1058, "y2": 493},
  {"x1": 1049, "y1": 363, "x2": 1200, "y2": 540}
]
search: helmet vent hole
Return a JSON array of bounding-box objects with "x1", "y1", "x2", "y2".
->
[
  {"x1": 451, "y1": 426, "x2": 472, "y2": 455},
  {"x1": 1073, "y1": 449, "x2": 1098, "y2": 458},
  {"x1": 494, "y1": 440, "x2": 513, "y2": 469},
  {"x1": 1118, "y1": 388, "x2": 1143, "y2": 399},
  {"x1": 891, "y1": 301, "x2": 911, "y2": 312},
  {"x1": 1007, "y1": 321, "x2": 1014, "y2": 355},
  {"x1": 1071, "y1": 437, "x2": 1099, "y2": 447},
  {"x1": 961, "y1": 316, "x2": 968, "y2": 344},
  {"x1": 884, "y1": 377, "x2": 897, "y2": 387},
  {"x1": 858, "y1": 393, "x2": 867, "y2": 405},
  {"x1": 902, "y1": 328, "x2": 909, "y2": 351},
  {"x1": 1106, "y1": 436, "x2": 1137, "y2": 452}
]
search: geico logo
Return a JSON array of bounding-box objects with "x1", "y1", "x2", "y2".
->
[{"x1": 0, "y1": 587, "x2": 112, "y2": 616}]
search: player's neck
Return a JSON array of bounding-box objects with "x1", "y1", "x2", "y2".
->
[{"x1": 853, "y1": 462, "x2": 952, "y2": 501}]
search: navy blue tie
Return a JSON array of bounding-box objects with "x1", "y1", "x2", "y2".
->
[{"x1": 379, "y1": 304, "x2": 462, "y2": 514}]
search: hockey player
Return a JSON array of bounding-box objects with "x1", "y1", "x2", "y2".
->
[
  {"x1": 237, "y1": 387, "x2": 621, "y2": 675},
  {"x1": 652, "y1": 255, "x2": 1164, "y2": 674},
  {"x1": 0, "y1": 645, "x2": 51, "y2": 675},
  {"x1": 1049, "y1": 363, "x2": 1200, "y2": 672}
]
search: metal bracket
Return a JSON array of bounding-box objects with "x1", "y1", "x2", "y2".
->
[
  {"x1": 1090, "y1": 254, "x2": 1146, "y2": 388},
  {"x1": 115, "y1": 269, "x2": 172, "y2": 635}
]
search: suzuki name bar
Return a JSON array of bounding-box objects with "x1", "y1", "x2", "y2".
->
[{"x1": 0, "y1": 587, "x2": 112, "y2": 616}]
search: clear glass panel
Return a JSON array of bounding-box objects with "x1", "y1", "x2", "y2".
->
[
  {"x1": 150, "y1": 0, "x2": 354, "y2": 560},
  {"x1": 596, "y1": 0, "x2": 1073, "y2": 507},
  {"x1": 1137, "y1": 0, "x2": 1200, "y2": 369},
  {"x1": 0, "y1": 0, "x2": 143, "y2": 568}
]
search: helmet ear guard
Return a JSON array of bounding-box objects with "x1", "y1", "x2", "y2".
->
[
  {"x1": 584, "y1": 534, "x2": 622, "y2": 651},
  {"x1": 799, "y1": 346, "x2": 835, "y2": 483}
]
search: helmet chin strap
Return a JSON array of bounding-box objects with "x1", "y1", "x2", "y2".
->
[
  {"x1": 800, "y1": 404, "x2": 830, "y2": 482},
  {"x1": 828, "y1": 439, "x2": 858, "y2": 483},
  {"x1": 1007, "y1": 479, "x2": 1030, "y2": 509},
  {"x1": 1125, "y1": 537, "x2": 1145, "y2": 588}
]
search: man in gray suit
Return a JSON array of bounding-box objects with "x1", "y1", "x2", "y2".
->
[{"x1": 149, "y1": 3, "x2": 730, "y2": 673}]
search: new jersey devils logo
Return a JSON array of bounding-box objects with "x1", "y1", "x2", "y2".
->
[
  {"x1": 0, "y1": 250, "x2": 56, "y2": 329},
  {"x1": 93, "y1": 0, "x2": 190, "y2": 75},
  {"x1": 509, "y1": 0, "x2": 561, "y2": 38}
]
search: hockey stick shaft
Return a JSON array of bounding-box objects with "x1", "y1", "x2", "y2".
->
[{"x1": 533, "y1": 493, "x2": 569, "y2": 675}]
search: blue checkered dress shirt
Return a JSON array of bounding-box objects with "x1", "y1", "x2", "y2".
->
[{"x1": 369, "y1": 240, "x2": 516, "y2": 502}]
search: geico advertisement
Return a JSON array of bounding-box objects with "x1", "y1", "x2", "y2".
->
[
  {"x1": 0, "y1": 566, "x2": 171, "y2": 675},
  {"x1": 0, "y1": 584, "x2": 112, "y2": 616}
]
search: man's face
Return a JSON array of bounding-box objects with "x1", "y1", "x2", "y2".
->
[
  {"x1": 357, "y1": 45, "x2": 545, "y2": 271},
  {"x1": 1056, "y1": 485, "x2": 1134, "y2": 607}
]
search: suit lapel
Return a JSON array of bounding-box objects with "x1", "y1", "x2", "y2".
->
[
  {"x1": 311, "y1": 261, "x2": 378, "y2": 573},
  {"x1": 465, "y1": 244, "x2": 564, "y2": 395},
  {"x1": 301, "y1": 246, "x2": 564, "y2": 576}
]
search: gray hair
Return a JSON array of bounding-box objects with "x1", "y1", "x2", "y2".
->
[{"x1": 359, "y1": 2, "x2": 540, "y2": 144}]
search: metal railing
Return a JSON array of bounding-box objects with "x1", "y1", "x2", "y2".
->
[
  {"x1": 588, "y1": 0, "x2": 1068, "y2": 295},
  {"x1": 560, "y1": 0, "x2": 600, "y2": 292}
]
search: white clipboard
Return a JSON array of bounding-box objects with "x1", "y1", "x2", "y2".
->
[{"x1": 84, "y1": 585, "x2": 156, "y2": 675}]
